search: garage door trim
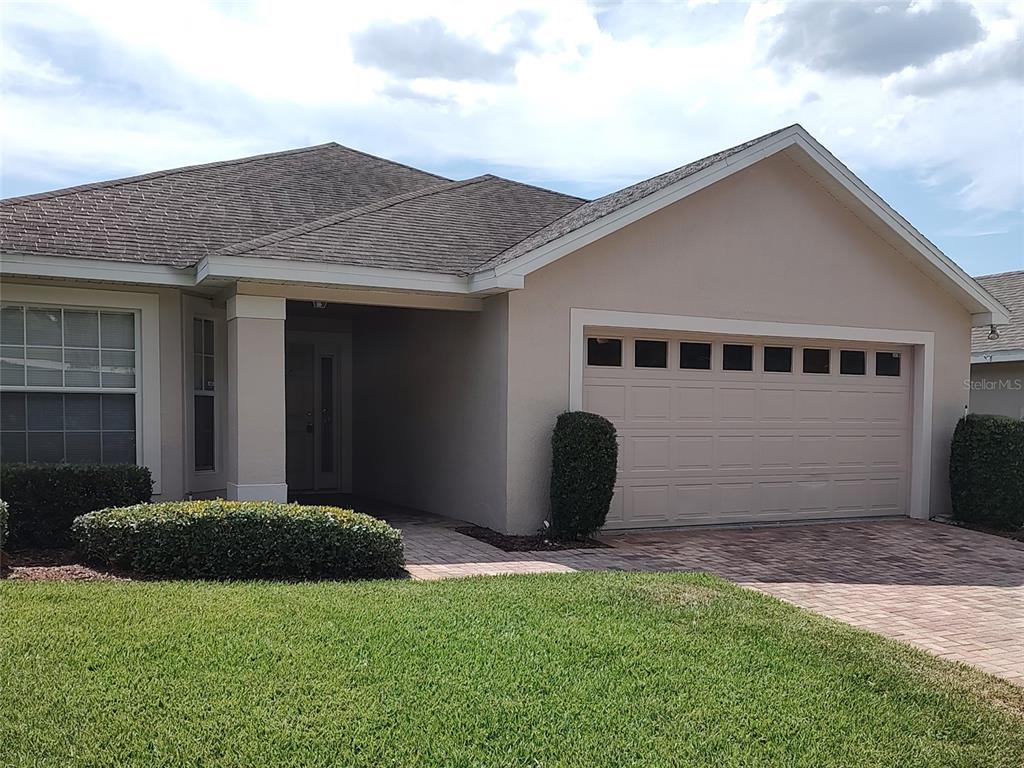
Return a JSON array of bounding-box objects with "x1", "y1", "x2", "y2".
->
[{"x1": 569, "y1": 308, "x2": 935, "y2": 521}]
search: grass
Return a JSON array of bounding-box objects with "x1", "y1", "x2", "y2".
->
[{"x1": 2, "y1": 572, "x2": 1021, "y2": 768}]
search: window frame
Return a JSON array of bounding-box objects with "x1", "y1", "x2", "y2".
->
[
  {"x1": 184, "y1": 296, "x2": 227, "y2": 493},
  {"x1": 762, "y1": 345, "x2": 793, "y2": 374},
  {"x1": 0, "y1": 302, "x2": 142, "y2": 467},
  {"x1": 875, "y1": 350, "x2": 903, "y2": 378},
  {"x1": 633, "y1": 338, "x2": 668, "y2": 369},
  {"x1": 586, "y1": 336, "x2": 624, "y2": 368},
  {"x1": 192, "y1": 316, "x2": 217, "y2": 473},
  {"x1": 802, "y1": 347, "x2": 832, "y2": 375},
  {"x1": 721, "y1": 342, "x2": 754, "y2": 372},
  {"x1": 679, "y1": 340, "x2": 713, "y2": 371},
  {"x1": 839, "y1": 349, "x2": 867, "y2": 376}
]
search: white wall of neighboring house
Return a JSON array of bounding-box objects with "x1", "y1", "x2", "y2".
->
[{"x1": 969, "y1": 361, "x2": 1024, "y2": 419}]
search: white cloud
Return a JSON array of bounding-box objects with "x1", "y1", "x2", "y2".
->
[{"x1": 0, "y1": 0, "x2": 1020, "y2": 216}]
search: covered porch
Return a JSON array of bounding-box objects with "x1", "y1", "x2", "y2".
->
[{"x1": 219, "y1": 288, "x2": 509, "y2": 532}]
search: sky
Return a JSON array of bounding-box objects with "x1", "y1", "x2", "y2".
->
[{"x1": 1, "y1": 0, "x2": 1022, "y2": 276}]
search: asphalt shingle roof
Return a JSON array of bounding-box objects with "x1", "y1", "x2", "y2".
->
[
  {"x1": 473, "y1": 126, "x2": 791, "y2": 271},
  {"x1": 0, "y1": 144, "x2": 449, "y2": 268},
  {"x1": 973, "y1": 270, "x2": 1024, "y2": 354},
  {"x1": 0, "y1": 131, "x2": 792, "y2": 277},
  {"x1": 220, "y1": 174, "x2": 585, "y2": 275}
]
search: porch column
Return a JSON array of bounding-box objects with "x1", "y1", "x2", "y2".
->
[{"x1": 225, "y1": 295, "x2": 288, "y2": 502}]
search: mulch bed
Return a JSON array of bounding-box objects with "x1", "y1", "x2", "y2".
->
[
  {"x1": 935, "y1": 518, "x2": 1024, "y2": 543},
  {"x1": 455, "y1": 526, "x2": 610, "y2": 552},
  {"x1": 0, "y1": 548, "x2": 129, "y2": 582}
]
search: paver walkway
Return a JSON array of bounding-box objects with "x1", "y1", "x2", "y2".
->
[{"x1": 388, "y1": 512, "x2": 1024, "y2": 684}]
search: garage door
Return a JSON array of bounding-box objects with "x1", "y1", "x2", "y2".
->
[{"x1": 582, "y1": 329, "x2": 912, "y2": 528}]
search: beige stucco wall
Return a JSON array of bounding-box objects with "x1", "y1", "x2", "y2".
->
[
  {"x1": 970, "y1": 361, "x2": 1024, "y2": 418},
  {"x1": 0, "y1": 279, "x2": 186, "y2": 500},
  {"x1": 505, "y1": 153, "x2": 973, "y2": 534},
  {"x1": 352, "y1": 296, "x2": 508, "y2": 529},
  {"x1": 155, "y1": 287, "x2": 185, "y2": 500}
]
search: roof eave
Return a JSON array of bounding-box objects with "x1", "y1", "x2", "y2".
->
[{"x1": 479, "y1": 125, "x2": 1010, "y2": 328}]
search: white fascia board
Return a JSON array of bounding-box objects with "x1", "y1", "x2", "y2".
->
[
  {"x1": 788, "y1": 132, "x2": 1011, "y2": 326},
  {"x1": 200, "y1": 254, "x2": 485, "y2": 295},
  {"x1": 971, "y1": 349, "x2": 1024, "y2": 364},
  {"x1": 1, "y1": 252, "x2": 195, "y2": 286},
  {"x1": 467, "y1": 271, "x2": 525, "y2": 293},
  {"x1": 492, "y1": 127, "x2": 803, "y2": 280},
  {"x1": 487, "y1": 125, "x2": 1010, "y2": 326}
]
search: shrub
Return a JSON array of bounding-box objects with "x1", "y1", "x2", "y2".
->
[
  {"x1": 549, "y1": 411, "x2": 618, "y2": 538},
  {"x1": 0, "y1": 499, "x2": 8, "y2": 571},
  {"x1": 73, "y1": 500, "x2": 405, "y2": 580},
  {"x1": 0, "y1": 463, "x2": 152, "y2": 547},
  {"x1": 949, "y1": 414, "x2": 1024, "y2": 530}
]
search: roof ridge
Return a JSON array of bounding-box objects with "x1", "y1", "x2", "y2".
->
[
  {"x1": 1, "y1": 143, "x2": 346, "y2": 206},
  {"x1": 978, "y1": 269, "x2": 1024, "y2": 280},
  {"x1": 214, "y1": 175, "x2": 492, "y2": 258},
  {"x1": 469, "y1": 124, "x2": 797, "y2": 274},
  {"x1": 329, "y1": 143, "x2": 449, "y2": 183},
  {"x1": 483, "y1": 173, "x2": 589, "y2": 204}
]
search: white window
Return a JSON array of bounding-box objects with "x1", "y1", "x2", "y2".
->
[{"x1": 0, "y1": 303, "x2": 139, "y2": 464}]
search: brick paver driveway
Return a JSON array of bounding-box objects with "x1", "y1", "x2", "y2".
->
[{"x1": 392, "y1": 514, "x2": 1024, "y2": 684}]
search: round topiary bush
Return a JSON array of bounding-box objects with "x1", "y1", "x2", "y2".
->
[
  {"x1": 549, "y1": 410, "x2": 618, "y2": 538},
  {"x1": 72, "y1": 501, "x2": 405, "y2": 580}
]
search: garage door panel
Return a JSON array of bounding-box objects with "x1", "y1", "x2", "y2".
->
[
  {"x1": 674, "y1": 386, "x2": 715, "y2": 421},
  {"x1": 760, "y1": 388, "x2": 796, "y2": 422},
  {"x1": 586, "y1": 330, "x2": 911, "y2": 529},
  {"x1": 872, "y1": 391, "x2": 908, "y2": 425},
  {"x1": 630, "y1": 385, "x2": 672, "y2": 421},
  {"x1": 629, "y1": 485, "x2": 670, "y2": 521},
  {"x1": 835, "y1": 390, "x2": 872, "y2": 423},
  {"x1": 870, "y1": 434, "x2": 904, "y2": 468},
  {"x1": 757, "y1": 434, "x2": 795, "y2": 469},
  {"x1": 796, "y1": 388, "x2": 832, "y2": 423},
  {"x1": 631, "y1": 435, "x2": 671, "y2": 469},
  {"x1": 717, "y1": 435, "x2": 755, "y2": 470},
  {"x1": 760, "y1": 480, "x2": 794, "y2": 514},
  {"x1": 672, "y1": 484, "x2": 714, "y2": 520},
  {"x1": 717, "y1": 387, "x2": 757, "y2": 422},
  {"x1": 795, "y1": 434, "x2": 832, "y2": 469},
  {"x1": 674, "y1": 435, "x2": 715, "y2": 470},
  {"x1": 584, "y1": 383, "x2": 625, "y2": 420}
]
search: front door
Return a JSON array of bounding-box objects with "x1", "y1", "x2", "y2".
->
[{"x1": 285, "y1": 341, "x2": 341, "y2": 492}]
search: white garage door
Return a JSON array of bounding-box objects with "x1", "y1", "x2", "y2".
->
[{"x1": 582, "y1": 329, "x2": 912, "y2": 529}]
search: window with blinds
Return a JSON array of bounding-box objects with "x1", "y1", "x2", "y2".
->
[{"x1": 0, "y1": 304, "x2": 138, "y2": 465}]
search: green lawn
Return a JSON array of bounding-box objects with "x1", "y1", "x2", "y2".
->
[{"x1": 2, "y1": 573, "x2": 1021, "y2": 768}]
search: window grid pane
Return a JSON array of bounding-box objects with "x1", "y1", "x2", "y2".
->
[
  {"x1": 0, "y1": 392, "x2": 136, "y2": 464},
  {"x1": 0, "y1": 304, "x2": 139, "y2": 467}
]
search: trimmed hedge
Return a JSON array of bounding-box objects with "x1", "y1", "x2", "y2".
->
[
  {"x1": 949, "y1": 414, "x2": 1024, "y2": 530},
  {"x1": 550, "y1": 411, "x2": 618, "y2": 538},
  {"x1": 0, "y1": 464, "x2": 152, "y2": 547},
  {"x1": 73, "y1": 501, "x2": 405, "y2": 580}
]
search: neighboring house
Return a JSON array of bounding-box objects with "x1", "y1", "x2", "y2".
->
[
  {"x1": 0, "y1": 125, "x2": 1010, "y2": 533},
  {"x1": 970, "y1": 270, "x2": 1024, "y2": 419}
]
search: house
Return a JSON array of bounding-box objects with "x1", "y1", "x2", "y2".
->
[
  {"x1": 0, "y1": 125, "x2": 1010, "y2": 534},
  {"x1": 970, "y1": 270, "x2": 1023, "y2": 419}
]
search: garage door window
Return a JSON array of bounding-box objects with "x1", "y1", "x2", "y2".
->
[
  {"x1": 876, "y1": 351, "x2": 901, "y2": 377},
  {"x1": 803, "y1": 348, "x2": 830, "y2": 374},
  {"x1": 840, "y1": 350, "x2": 866, "y2": 375},
  {"x1": 634, "y1": 339, "x2": 667, "y2": 368},
  {"x1": 679, "y1": 342, "x2": 711, "y2": 370},
  {"x1": 722, "y1": 344, "x2": 753, "y2": 371},
  {"x1": 587, "y1": 337, "x2": 622, "y2": 367},
  {"x1": 763, "y1": 346, "x2": 792, "y2": 373}
]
